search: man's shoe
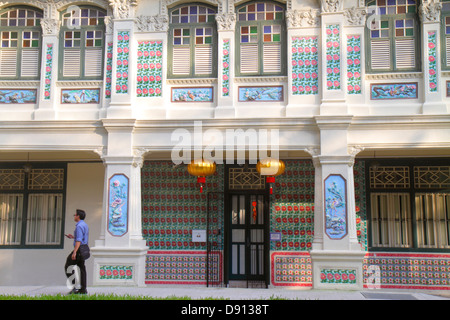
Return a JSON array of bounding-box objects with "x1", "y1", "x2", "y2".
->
[
  {"x1": 68, "y1": 288, "x2": 79, "y2": 295},
  {"x1": 75, "y1": 289, "x2": 88, "y2": 294}
]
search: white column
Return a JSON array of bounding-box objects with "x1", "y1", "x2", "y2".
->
[
  {"x1": 319, "y1": 11, "x2": 348, "y2": 115},
  {"x1": 310, "y1": 116, "x2": 365, "y2": 290},
  {"x1": 91, "y1": 119, "x2": 147, "y2": 287},
  {"x1": 107, "y1": 19, "x2": 135, "y2": 118},
  {"x1": 215, "y1": 13, "x2": 236, "y2": 118},
  {"x1": 35, "y1": 19, "x2": 59, "y2": 120},
  {"x1": 420, "y1": 1, "x2": 447, "y2": 114}
]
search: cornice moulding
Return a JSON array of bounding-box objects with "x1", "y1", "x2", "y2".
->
[
  {"x1": 365, "y1": 72, "x2": 423, "y2": 80},
  {"x1": 0, "y1": 81, "x2": 40, "y2": 87},
  {"x1": 166, "y1": 78, "x2": 217, "y2": 85},
  {"x1": 234, "y1": 76, "x2": 288, "y2": 83},
  {"x1": 56, "y1": 81, "x2": 103, "y2": 87}
]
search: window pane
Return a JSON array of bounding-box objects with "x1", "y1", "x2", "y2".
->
[
  {"x1": 0, "y1": 194, "x2": 23, "y2": 245},
  {"x1": 26, "y1": 193, "x2": 63, "y2": 245}
]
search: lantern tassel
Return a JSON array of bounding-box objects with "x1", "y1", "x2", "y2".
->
[
  {"x1": 197, "y1": 177, "x2": 206, "y2": 193},
  {"x1": 266, "y1": 176, "x2": 275, "y2": 195}
]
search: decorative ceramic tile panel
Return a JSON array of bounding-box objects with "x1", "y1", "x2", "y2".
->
[
  {"x1": 44, "y1": 44, "x2": 53, "y2": 100},
  {"x1": 270, "y1": 160, "x2": 315, "y2": 251},
  {"x1": 326, "y1": 25, "x2": 340, "y2": 90},
  {"x1": 146, "y1": 250, "x2": 222, "y2": 284},
  {"x1": 370, "y1": 82, "x2": 418, "y2": 100},
  {"x1": 105, "y1": 42, "x2": 113, "y2": 99},
  {"x1": 61, "y1": 89, "x2": 100, "y2": 104},
  {"x1": 347, "y1": 35, "x2": 362, "y2": 94},
  {"x1": 364, "y1": 253, "x2": 450, "y2": 290},
  {"x1": 108, "y1": 174, "x2": 129, "y2": 237},
  {"x1": 324, "y1": 174, "x2": 347, "y2": 240},
  {"x1": 136, "y1": 41, "x2": 163, "y2": 98},
  {"x1": 320, "y1": 268, "x2": 357, "y2": 284},
  {"x1": 0, "y1": 89, "x2": 36, "y2": 104},
  {"x1": 222, "y1": 39, "x2": 230, "y2": 96},
  {"x1": 99, "y1": 265, "x2": 133, "y2": 280},
  {"x1": 141, "y1": 161, "x2": 224, "y2": 251},
  {"x1": 238, "y1": 86, "x2": 283, "y2": 101},
  {"x1": 291, "y1": 36, "x2": 319, "y2": 95},
  {"x1": 427, "y1": 31, "x2": 437, "y2": 93},
  {"x1": 116, "y1": 31, "x2": 129, "y2": 94},
  {"x1": 271, "y1": 252, "x2": 312, "y2": 287}
]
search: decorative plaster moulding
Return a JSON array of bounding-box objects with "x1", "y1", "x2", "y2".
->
[
  {"x1": 0, "y1": 81, "x2": 40, "y2": 87},
  {"x1": 56, "y1": 81, "x2": 104, "y2": 87},
  {"x1": 234, "y1": 76, "x2": 288, "y2": 83},
  {"x1": 166, "y1": 78, "x2": 217, "y2": 85},
  {"x1": 365, "y1": 72, "x2": 423, "y2": 80}
]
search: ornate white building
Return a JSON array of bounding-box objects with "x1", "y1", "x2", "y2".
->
[{"x1": 0, "y1": 0, "x2": 449, "y2": 291}]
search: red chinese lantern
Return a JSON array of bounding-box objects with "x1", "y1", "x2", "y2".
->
[
  {"x1": 256, "y1": 158, "x2": 285, "y2": 194},
  {"x1": 187, "y1": 159, "x2": 216, "y2": 193}
]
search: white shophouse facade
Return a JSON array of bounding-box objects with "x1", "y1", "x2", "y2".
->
[{"x1": 0, "y1": 0, "x2": 449, "y2": 290}]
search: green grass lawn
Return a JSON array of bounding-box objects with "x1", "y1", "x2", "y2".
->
[{"x1": 0, "y1": 293, "x2": 288, "y2": 300}]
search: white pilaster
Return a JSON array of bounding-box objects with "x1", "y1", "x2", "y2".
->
[
  {"x1": 310, "y1": 115, "x2": 365, "y2": 290},
  {"x1": 91, "y1": 119, "x2": 147, "y2": 287}
]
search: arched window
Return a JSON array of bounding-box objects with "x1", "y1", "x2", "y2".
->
[
  {"x1": 235, "y1": 1, "x2": 286, "y2": 76},
  {"x1": 168, "y1": 3, "x2": 217, "y2": 78},
  {"x1": 59, "y1": 6, "x2": 106, "y2": 79},
  {"x1": 0, "y1": 6, "x2": 43, "y2": 79},
  {"x1": 366, "y1": 0, "x2": 420, "y2": 72}
]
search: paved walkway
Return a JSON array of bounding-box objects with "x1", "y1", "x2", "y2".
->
[{"x1": 0, "y1": 285, "x2": 448, "y2": 300}]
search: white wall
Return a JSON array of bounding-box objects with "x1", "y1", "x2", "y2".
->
[{"x1": 0, "y1": 162, "x2": 104, "y2": 286}]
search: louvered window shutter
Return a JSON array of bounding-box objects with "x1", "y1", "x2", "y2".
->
[
  {"x1": 21, "y1": 49, "x2": 39, "y2": 77},
  {"x1": 0, "y1": 50, "x2": 17, "y2": 77},
  {"x1": 446, "y1": 37, "x2": 450, "y2": 66},
  {"x1": 172, "y1": 46, "x2": 191, "y2": 75},
  {"x1": 395, "y1": 39, "x2": 415, "y2": 69},
  {"x1": 63, "y1": 49, "x2": 81, "y2": 77},
  {"x1": 240, "y1": 44, "x2": 258, "y2": 74},
  {"x1": 84, "y1": 48, "x2": 102, "y2": 77},
  {"x1": 263, "y1": 44, "x2": 281, "y2": 73},
  {"x1": 371, "y1": 40, "x2": 391, "y2": 70},
  {"x1": 194, "y1": 46, "x2": 212, "y2": 75}
]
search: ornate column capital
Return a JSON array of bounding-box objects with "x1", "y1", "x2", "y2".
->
[
  {"x1": 216, "y1": 13, "x2": 236, "y2": 31},
  {"x1": 285, "y1": 9, "x2": 320, "y2": 28},
  {"x1": 40, "y1": 18, "x2": 60, "y2": 36},
  {"x1": 419, "y1": 0, "x2": 442, "y2": 23},
  {"x1": 321, "y1": 0, "x2": 343, "y2": 13},
  {"x1": 343, "y1": 6, "x2": 367, "y2": 26},
  {"x1": 108, "y1": 0, "x2": 138, "y2": 19},
  {"x1": 135, "y1": 15, "x2": 169, "y2": 32}
]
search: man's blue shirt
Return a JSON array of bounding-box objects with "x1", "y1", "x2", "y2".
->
[{"x1": 74, "y1": 220, "x2": 89, "y2": 246}]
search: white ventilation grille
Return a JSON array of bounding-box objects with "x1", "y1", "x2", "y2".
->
[
  {"x1": 194, "y1": 46, "x2": 212, "y2": 75},
  {"x1": 21, "y1": 49, "x2": 39, "y2": 77},
  {"x1": 63, "y1": 49, "x2": 81, "y2": 77},
  {"x1": 0, "y1": 50, "x2": 17, "y2": 77},
  {"x1": 395, "y1": 39, "x2": 415, "y2": 69},
  {"x1": 85, "y1": 48, "x2": 102, "y2": 77},
  {"x1": 371, "y1": 40, "x2": 391, "y2": 70},
  {"x1": 240, "y1": 44, "x2": 258, "y2": 74},
  {"x1": 263, "y1": 44, "x2": 281, "y2": 73},
  {"x1": 172, "y1": 46, "x2": 190, "y2": 75}
]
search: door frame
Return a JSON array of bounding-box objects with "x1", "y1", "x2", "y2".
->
[{"x1": 224, "y1": 164, "x2": 270, "y2": 286}]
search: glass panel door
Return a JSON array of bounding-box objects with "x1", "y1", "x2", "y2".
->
[{"x1": 229, "y1": 193, "x2": 267, "y2": 281}]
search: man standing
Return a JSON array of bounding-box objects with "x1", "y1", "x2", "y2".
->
[{"x1": 65, "y1": 209, "x2": 89, "y2": 294}]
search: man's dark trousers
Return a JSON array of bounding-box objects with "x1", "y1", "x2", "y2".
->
[{"x1": 64, "y1": 250, "x2": 86, "y2": 292}]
